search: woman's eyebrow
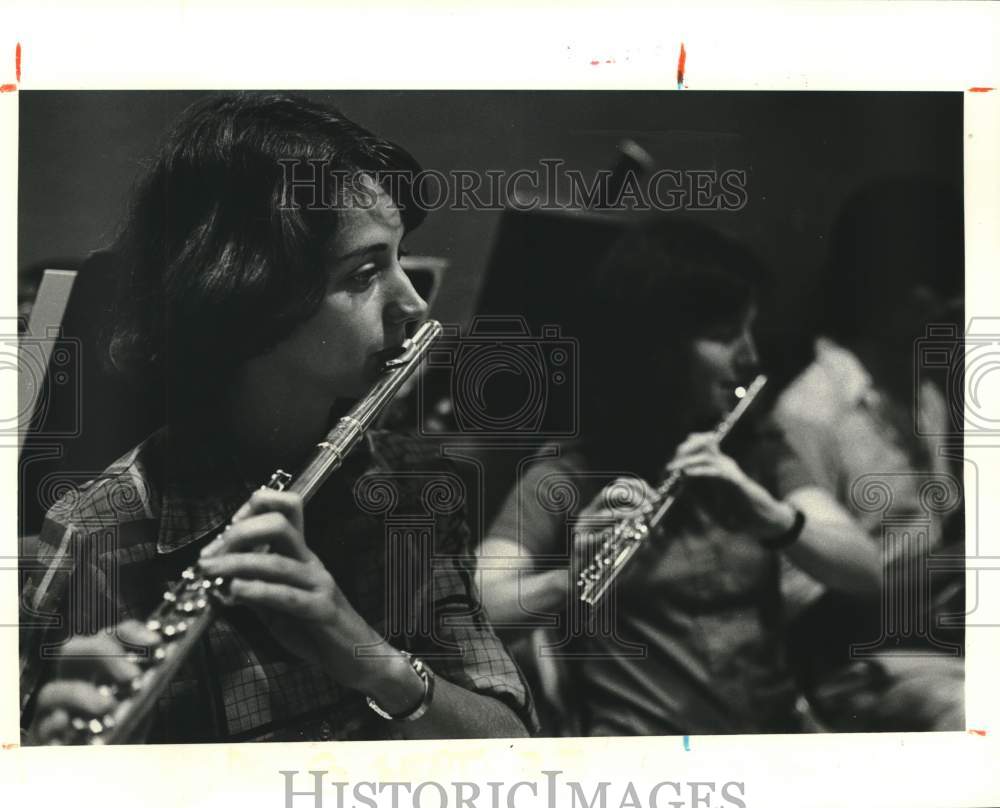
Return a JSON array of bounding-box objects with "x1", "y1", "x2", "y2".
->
[{"x1": 333, "y1": 243, "x2": 390, "y2": 263}]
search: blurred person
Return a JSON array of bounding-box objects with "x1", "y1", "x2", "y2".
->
[
  {"x1": 478, "y1": 218, "x2": 880, "y2": 736},
  {"x1": 773, "y1": 177, "x2": 965, "y2": 731}
]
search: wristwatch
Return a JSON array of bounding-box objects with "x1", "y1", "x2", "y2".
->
[
  {"x1": 760, "y1": 506, "x2": 806, "y2": 550},
  {"x1": 366, "y1": 650, "x2": 436, "y2": 722}
]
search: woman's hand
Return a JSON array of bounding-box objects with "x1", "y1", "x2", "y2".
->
[
  {"x1": 571, "y1": 476, "x2": 658, "y2": 578},
  {"x1": 197, "y1": 489, "x2": 421, "y2": 709},
  {"x1": 27, "y1": 620, "x2": 161, "y2": 745},
  {"x1": 666, "y1": 432, "x2": 796, "y2": 543}
]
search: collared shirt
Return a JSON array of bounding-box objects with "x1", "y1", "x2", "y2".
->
[
  {"x1": 20, "y1": 427, "x2": 535, "y2": 743},
  {"x1": 486, "y1": 421, "x2": 814, "y2": 736},
  {"x1": 773, "y1": 338, "x2": 956, "y2": 614}
]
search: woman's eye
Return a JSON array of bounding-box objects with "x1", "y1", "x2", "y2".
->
[
  {"x1": 347, "y1": 265, "x2": 380, "y2": 291},
  {"x1": 340, "y1": 247, "x2": 406, "y2": 292}
]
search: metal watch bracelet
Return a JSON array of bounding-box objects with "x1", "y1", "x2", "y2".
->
[
  {"x1": 366, "y1": 651, "x2": 435, "y2": 722},
  {"x1": 760, "y1": 506, "x2": 806, "y2": 550}
]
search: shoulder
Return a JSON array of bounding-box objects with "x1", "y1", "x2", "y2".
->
[
  {"x1": 774, "y1": 339, "x2": 868, "y2": 429},
  {"x1": 503, "y1": 443, "x2": 604, "y2": 520},
  {"x1": 510, "y1": 443, "x2": 593, "y2": 495},
  {"x1": 525, "y1": 442, "x2": 590, "y2": 478},
  {"x1": 773, "y1": 365, "x2": 841, "y2": 429},
  {"x1": 41, "y1": 430, "x2": 164, "y2": 534}
]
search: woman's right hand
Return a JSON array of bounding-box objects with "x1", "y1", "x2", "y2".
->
[
  {"x1": 571, "y1": 476, "x2": 657, "y2": 579},
  {"x1": 27, "y1": 620, "x2": 162, "y2": 745}
]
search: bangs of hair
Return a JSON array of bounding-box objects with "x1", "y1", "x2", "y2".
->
[
  {"x1": 587, "y1": 217, "x2": 766, "y2": 345},
  {"x1": 578, "y1": 218, "x2": 767, "y2": 476},
  {"x1": 105, "y1": 93, "x2": 426, "y2": 419}
]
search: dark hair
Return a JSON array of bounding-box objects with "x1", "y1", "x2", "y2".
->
[
  {"x1": 578, "y1": 217, "x2": 767, "y2": 477},
  {"x1": 106, "y1": 92, "x2": 425, "y2": 423}
]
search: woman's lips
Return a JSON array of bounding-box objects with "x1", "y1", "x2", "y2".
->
[
  {"x1": 372, "y1": 336, "x2": 411, "y2": 370},
  {"x1": 374, "y1": 344, "x2": 407, "y2": 362}
]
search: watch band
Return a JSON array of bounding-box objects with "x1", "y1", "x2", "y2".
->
[
  {"x1": 761, "y1": 507, "x2": 806, "y2": 550},
  {"x1": 366, "y1": 650, "x2": 436, "y2": 722}
]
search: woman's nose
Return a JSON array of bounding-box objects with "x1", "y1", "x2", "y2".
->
[
  {"x1": 386, "y1": 264, "x2": 429, "y2": 324},
  {"x1": 735, "y1": 332, "x2": 759, "y2": 371}
]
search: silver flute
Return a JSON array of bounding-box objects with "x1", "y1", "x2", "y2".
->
[
  {"x1": 69, "y1": 319, "x2": 443, "y2": 744},
  {"x1": 577, "y1": 374, "x2": 768, "y2": 606}
]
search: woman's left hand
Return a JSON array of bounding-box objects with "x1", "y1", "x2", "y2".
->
[{"x1": 665, "y1": 432, "x2": 795, "y2": 543}]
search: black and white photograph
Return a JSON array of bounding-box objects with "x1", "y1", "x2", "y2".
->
[
  {"x1": 15, "y1": 88, "x2": 967, "y2": 742},
  {"x1": 3, "y1": 4, "x2": 1000, "y2": 808}
]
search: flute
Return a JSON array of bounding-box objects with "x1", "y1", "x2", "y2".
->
[
  {"x1": 71, "y1": 319, "x2": 443, "y2": 744},
  {"x1": 576, "y1": 374, "x2": 768, "y2": 607}
]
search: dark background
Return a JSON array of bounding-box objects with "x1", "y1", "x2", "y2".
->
[
  {"x1": 19, "y1": 91, "x2": 963, "y2": 331},
  {"x1": 17, "y1": 91, "x2": 964, "y2": 534}
]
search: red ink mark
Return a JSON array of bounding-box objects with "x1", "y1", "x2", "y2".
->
[
  {"x1": 0, "y1": 84, "x2": 17, "y2": 93},
  {"x1": 15, "y1": 42, "x2": 20, "y2": 82},
  {"x1": 677, "y1": 42, "x2": 687, "y2": 88},
  {"x1": 968, "y1": 729, "x2": 987, "y2": 736},
  {"x1": 969, "y1": 87, "x2": 994, "y2": 93},
  {"x1": 590, "y1": 60, "x2": 600, "y2": 66}
]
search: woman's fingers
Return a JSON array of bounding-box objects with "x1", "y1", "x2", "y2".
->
[
  {"x1": 31, "y1": 707, "x2": 71, "y2": 745},
  {"x1": 574, "y1": 476, "x2": 656, "y2": 567},
  {"x1": 199, "y1": 551, "x2": 319, "y2": 590},
  {"x1": 667, "y1": 443, "x2": 731, "y2": 472},
  {"x1": 670, "y1": 461, "x2": 718, "y2": 478},
  {"x1": 116, "y1": 619, "x2": 161, "y2": 647},
  {"x1": 34, "y1": 679, "x2": 117, "y2": 718},
  {"x1": 201, "y1": 510, "x2": 309, "y2": 561},
  {"x1": 232, "y1": 489, "x2": 305, "y2": 532},
  {"x1": 52, "y1": 623, "x2": 155, "y2": 683},
  {"x1": 668, "y1": 433, "x2": 722, "y2": 470},
  {"x1": 675, "y1": 432, "x2": 718, "y2": 454},
  {"x1": 228, "y1": 579, "x2": 324, "y2": 619},
  {"x1": 28, "y1": 619, "x2": 168, "y2": 745},
  {"x1": 667, "y1": 450, "x2": 712, "y2": 471},
  {"x1": 201, "y1": 490, "x2": 308, "y2": 560},
  {"x1": 667, "y1": 454, "x2": 743, "y2": 484}
]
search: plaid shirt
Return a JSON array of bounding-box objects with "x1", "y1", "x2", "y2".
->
[{"x1": 20, "y1": 427, "x2": 535, "y2": 743}]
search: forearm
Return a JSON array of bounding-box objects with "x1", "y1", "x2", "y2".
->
[
  {"x1": 779, "y1": 487, "x2": 881, "y2": 598},
  {"x1": 400, "y1": 678, "x2": 528, "y2": 739},
  {"x1": 479, "y1": 566, "x2": 569, "y2": 625},
  {"x1": 477, "y1": 538, "x2": 570, "y2": 625},
  {"x1": 359, "y1": 636, "x2": 528, "y2": 739}
]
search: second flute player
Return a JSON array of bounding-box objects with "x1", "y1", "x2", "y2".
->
[
  {"x1": 20, "y1": 93, "x2": 535, "y2": 744},
  {"x1": 479, "y1": 219, "x2": 881, "y2": 736}
]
